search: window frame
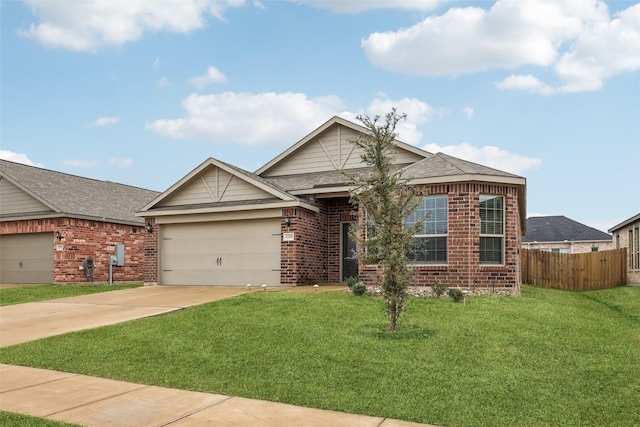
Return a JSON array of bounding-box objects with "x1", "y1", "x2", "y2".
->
[
  {"x1": 405, "y1": 195, "x2": 448, "y2": 265},
  {"x1": 479, "y1": 195, "x2": 505, "y2": 265}
]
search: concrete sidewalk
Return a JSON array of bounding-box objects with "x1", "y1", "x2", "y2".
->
[{"x1": 0, "y1": 285, "x2": 435, "y2": 426}]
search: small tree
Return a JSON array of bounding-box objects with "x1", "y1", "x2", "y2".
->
[{"x1": 345, "y1": 109, "x2": 422, "y2": 330}]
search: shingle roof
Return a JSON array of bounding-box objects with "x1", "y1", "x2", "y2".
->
[
  {"x1": 0, "y1": 159, "x2": 160, "y2": 224},
  {"x1": 523, "y1": 216, "x2": 612, "y2": 243},
  {"x1": 403, "y1": 153, "x2": 523, "y2": 180}
]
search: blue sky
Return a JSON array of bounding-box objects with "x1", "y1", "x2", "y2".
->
[{"x1": 2, "y1": 0, "x2": 639, "y2": 232}]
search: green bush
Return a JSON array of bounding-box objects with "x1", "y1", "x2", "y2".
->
[
  {"x1": 345, "y1": 276, "x2": 359, "y2": 289},
  {"x1": 447, "y1": 288, "x2": 464, "y2": 303},
  {"x1": 432, "y1": 281, "x2": 448, "y2": 297},
  {"x1": 351, "y1": 282, "x2": 367, "y2": 296}
]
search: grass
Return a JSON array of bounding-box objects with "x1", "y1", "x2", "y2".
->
[
  {"x1": 1, "y1": 286, "x2": 638, "y2": 427},
  {"x1": 0, "y1": 411, "x2": 80, "y2": 426},
  {"x1": 0, "y1": 284, "x2": 142, "y2": 306}
]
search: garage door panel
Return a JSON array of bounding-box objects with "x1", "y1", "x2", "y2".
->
[
  {"x1": 160, "y1": 219, "x2": 281, "y2": 286},
  {"x1": 0, "y1": 233, "x2": 54, "y2": 284}
]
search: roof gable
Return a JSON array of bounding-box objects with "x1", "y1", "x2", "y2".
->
[
  {"x1": 0, "y1": 173, "x2": 54, "y2": 216},
  {"x1": 0, "y1": 159, "x2": 159, "y2": 224},
  {"x1": 523, "y1": 216, "x2": 612, "y2": 243},
  {"x1": 141, "y1": 157, "x2": 296, "y2": 212},
  {"x1": 256, "y1": 116, "x2": 430, "y2": 177}
]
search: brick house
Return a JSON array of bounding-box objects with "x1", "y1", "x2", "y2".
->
[
  {"x1": 139, "y1": 117, "x2": 527, "y2": 289},
  {"x1": 522, "y1": 216, "x2": 613, "y2": 254},
  {"x1": 609, "y1": 213, "x2": 640, "y2": 285},
  {"x1": 0, "y1": 159, "x2": 160, "y2": 284}
]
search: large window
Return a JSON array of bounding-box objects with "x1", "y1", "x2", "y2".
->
[
  {"x1": 404, "y1": 195, "x2": 448, "y2": 264},
  {"x1": 480, "y1": 195, "x2": 504, "y2": 264}
]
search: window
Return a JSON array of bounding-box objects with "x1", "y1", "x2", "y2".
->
[
  {"x1": 404, "y1": 195, "x2": 448, "y2": 264},
  {"x1": 480, "y1": 195, "x2": 504, "y2": 264},
  {"x1": 632, "y1": 226, "x2": 640, "y2": 271},
  {"x1": 627, "y1": 228, "x2": 634, "y2": 270}
]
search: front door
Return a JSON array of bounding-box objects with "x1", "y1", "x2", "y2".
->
[{"x1": 341, "y1": 222, "x2": 358, "y2": 281}]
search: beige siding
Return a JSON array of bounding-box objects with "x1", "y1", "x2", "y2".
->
[
  {"x1": 160, "y1": 218, "x2": 281, "y2": 285},
  {"x1": 0, "y1": 178, "x2": 51, "y2": 215},
  {"x1": 263, "y1": 124, "x2": 426, "y2": 177},
  {"x1": 158, "y1": 166, "x2": 274, "y2": 207},
  {"x1": 0, "y1": 233, "x2": 54, "y2": 284}
]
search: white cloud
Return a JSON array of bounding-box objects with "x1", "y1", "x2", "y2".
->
[
  {"x1": 146, "y1": 92, "x2": 342, "y2": 146},
  {"x1": 290, "y1": 0, "x2": 447, "y2": 14},
  {"x1": 147, "y1": 92, "x2": 445, "y2": 147},
  {"x1": 157, "y1": 77, "x2": 171, "y2": 88},
  {"x1": 463, "y1": 107, "x2": 474, "y2": 118},
  {"x1": 362, "y1": 0, "x2": 640, "y2": 94},
  {"x1": 63, "y1": 159, "x2": 100, "y2": 168},
  {"x1": 496, "y1": 74, "x2": 555, "y2": 95},
  {"x1": 109, "y1": 157, "x2": 134, "y2": 168},
  {"x1": 19, "y1": 0, "x2": 249, "y2": 52},
  {"x1": 190, "y1": 66, "x2": 228, "y2": 88},
  {"x1": 153, "y1": 57, "x2": 161, "y2": 68},
  {"x1": 340, "y1": 97, "x2": 436, "y2": 145},
  {"x1": 92, "y1": 115, "x2": 120, "y2": 127},
  {"x1": 0, "y1": 150, "x2": 44, "y2": 167},
  {"x1": 423, "y1": 142, "x2": 542, "y2": 175}
]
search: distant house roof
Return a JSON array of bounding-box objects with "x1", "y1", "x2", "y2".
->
[
  {"x1": 0, "y1": 159, "x2": 160, "y2": 225},
  {"x1": 608, "y1": 213, "x2": 640, "y2": 233},
  {"x1": 523, "y1": 216, "x2": 612, "y2": 243}
]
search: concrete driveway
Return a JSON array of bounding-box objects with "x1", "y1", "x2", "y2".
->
[{"x1": 0, "y1": 285, "x2": 249, "y2": 347}]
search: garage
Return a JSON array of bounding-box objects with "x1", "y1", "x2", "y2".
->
[
  {"x1": 0, "y1": 233, "x2": 54, "y2": 284},
  {"x1": 160, "y1": 218, "x2": 281, "y2": 285}
]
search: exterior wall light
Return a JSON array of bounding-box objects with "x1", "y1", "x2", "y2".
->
[
  {"x1": 55, "y1": 231, "x2": 62, "y2": 240},
  {"x1": 284, "y1": 215, "x2": 291, "y2": 227},
  {"x1": 146, "y1": 223, "x2": 153, "y2": 234}
]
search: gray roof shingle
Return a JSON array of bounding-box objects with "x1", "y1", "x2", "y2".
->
[
  {"x1": 1, "y1": 159, "x2": 160, "y2": 224},
  {"x1": 523, "y1": 216, "x2": 612, "y2": 243},
  {"x1": 403, "y1": 153, "x2": 523, "y2": 180}
]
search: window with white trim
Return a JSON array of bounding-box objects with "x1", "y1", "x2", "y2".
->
[
  {"x1": 479, "y1": 195, "x2": 504, "y2": 264},
  {"x1": 404, "y1": 195, "x2": 448, "y2": 264}
]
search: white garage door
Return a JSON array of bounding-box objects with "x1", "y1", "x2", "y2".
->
[
  {"x1": 160, "y1": 218, "x2": 281, "y2": 286},
  {"x1": 0, "y1": 233, "x2": 54, "y2": 284}
]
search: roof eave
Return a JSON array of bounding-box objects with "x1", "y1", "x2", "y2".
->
[
  {"x1": 138, "y1": 200, "x2": 320, "y2": 217},
  {"x1": 0, "y1": 212, "x2": 144, "y2": 226},
  {"x1": 608, "y1": 213, "x2": 640, "y2": 233}
]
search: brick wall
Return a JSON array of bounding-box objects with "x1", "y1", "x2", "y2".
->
[
  {"x1": 1, "y1": 217, "x2": 147, "y2": 283},
  {"x1": 281, "y1": 204, "x2": 329, "y2": 285},
  {"x1": 523, "y1": 241, "x2": 614, "y2": 254},
  {"x1": 143, "y1": 219, "x2": 158, "y2": 285},
  {"x1": 359, "y1": 183, "x2": 523, "y2": 289}
]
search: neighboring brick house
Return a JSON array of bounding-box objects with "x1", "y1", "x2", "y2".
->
[
  {"x1": 0, "y1": 159, "x2": 160, "y2": 284},
  {"x1": 139, "y1": 116, "x2": 527, "y2": 289},
  {"x1": 522, "y1": 216, "x2": 613, "y2": 254},
  {"x1": 609, "y1": 213, "x2": 640, "y2": 285}
]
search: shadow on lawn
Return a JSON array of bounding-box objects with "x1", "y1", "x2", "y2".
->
[{"x1": 360, "y1": 323, "x2": 436, "y2": 340}]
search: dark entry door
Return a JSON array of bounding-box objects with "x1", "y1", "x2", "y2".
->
[{"x1": 341, "y1": 222, "x2": 358, "y2": 281}]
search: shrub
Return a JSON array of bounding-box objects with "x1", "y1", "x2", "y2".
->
[
  {"x1": 447, "y1": 288, "x2": 464, "y2": 303},
  {"x1": 351, "y1": 282, "x2": 367, "y2": 296},
  {"x1": 432, "y1": 281, "x2": 448, "y2": 297},
  {"x1": 345, "y1": 276, "x2": 359, "y2": 289}
]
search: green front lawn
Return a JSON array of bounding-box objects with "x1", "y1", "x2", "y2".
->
[
  {"x1": 0, "y1": 411, "x2": 80, "y2": 427},
  {"x1": 1, "y1": 286, "x2": 638, "y2": 427},
  {"x1": 0, "y1": 284, "x2": 142, "y2": 306}
]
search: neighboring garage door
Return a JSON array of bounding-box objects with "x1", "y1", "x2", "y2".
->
[
  {"x1": 160, "y1": 218, "x2": 281, "y2": 285},
  {"x1": 0, "y1": 233, "x2": 54, "y2": 284}
]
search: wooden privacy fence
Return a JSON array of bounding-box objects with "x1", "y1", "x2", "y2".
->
[{"x1": 521, "y1": 248, "x2": 627, "y2": 290}]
